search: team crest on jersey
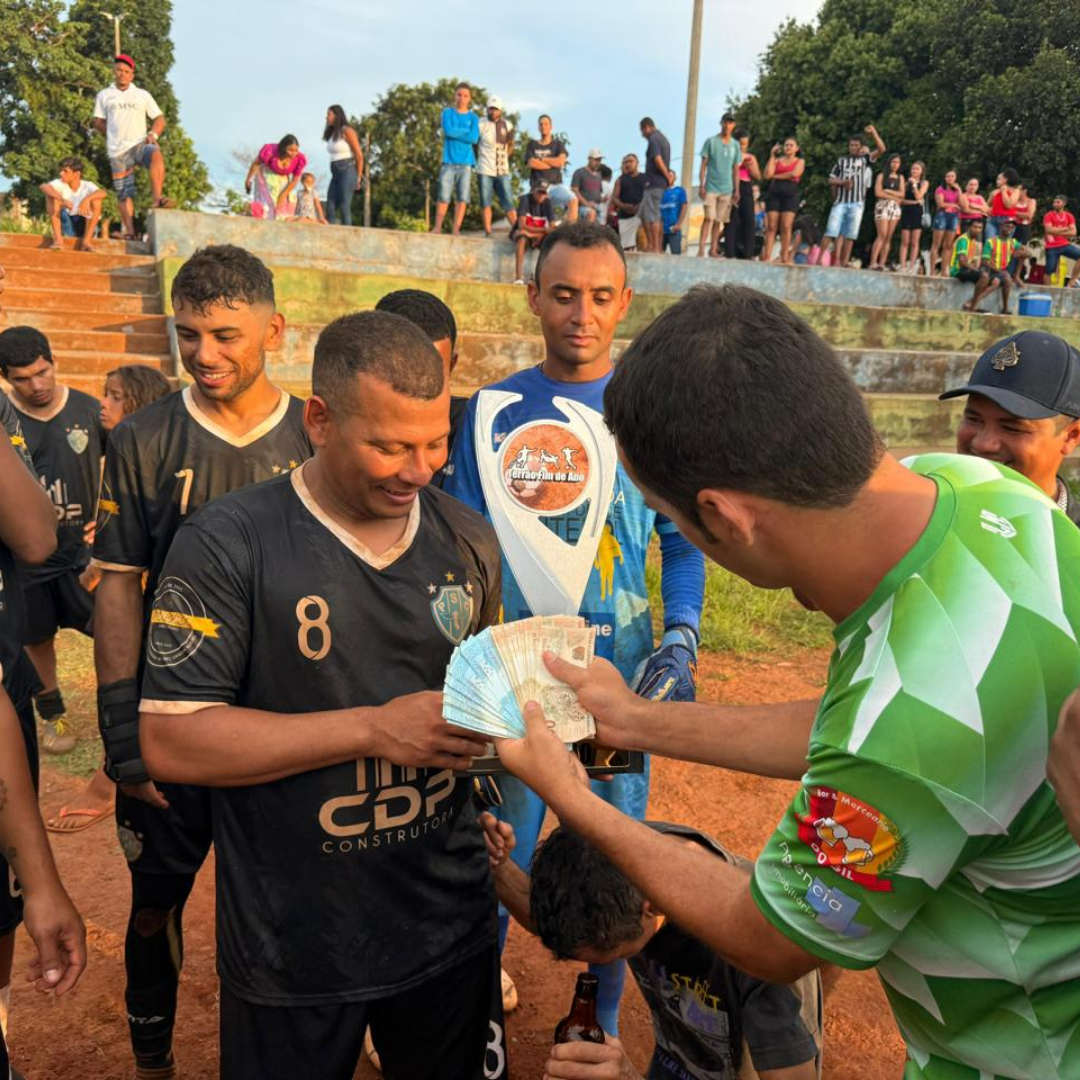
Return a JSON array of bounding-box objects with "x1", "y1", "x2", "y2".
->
[
  {"x1": 147, "y1": 576, "x2": 221, "y2": 667},
  {"x1": 797, "y1": 786, "x2": 903, "y2": 893},
  {"x1": 430, "y1": 580, "x2": 474, "y2": 644},
  {"x1": 66, "y1": 425, "x2": 89, "y2": 454},
  {"x1": 500, "y1": 422, "x2": 591, "y2": 515}
]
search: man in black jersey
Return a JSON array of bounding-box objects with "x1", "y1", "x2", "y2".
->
[
  {"x1": 0, "y1": 395, "x2": 72, "y2": 1071},
  {"x1": 0, "y1": 326, "x2": 103, "y2": 755},
  {"x1": 374, "y1": 288, "x2": 467, "y2": 489},
  {"x1": 140, "y1": 311, "x2": 503, "y2": 1080},
  {"x1": 90, "y1": 245, "x2": 311, "y2": 1080}
]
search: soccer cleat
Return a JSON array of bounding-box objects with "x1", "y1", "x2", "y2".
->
[
  {"x1": 501, "y1": 967, "x2": 519, "y2": 1013},
  {"x1": 40, "y1": 719, "x2": 76, "y2": 755}
]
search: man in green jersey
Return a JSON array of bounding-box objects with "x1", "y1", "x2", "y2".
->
[{"x1": 494, "y1": 284, "x2": 1080, "y2": 1080}]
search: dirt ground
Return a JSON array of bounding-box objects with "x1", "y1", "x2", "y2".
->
[{"x1": 11, "y1": 644, "x2": 907, "y2": 1079}]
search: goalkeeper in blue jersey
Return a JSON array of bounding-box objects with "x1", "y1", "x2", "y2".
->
[{"x1": 444, "y1": 223, "x2": 705, "y2": 1033}]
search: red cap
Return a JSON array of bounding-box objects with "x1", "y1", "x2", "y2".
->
[{"x1": 115, "y1": 54, "x2": 135, "y2": 71}]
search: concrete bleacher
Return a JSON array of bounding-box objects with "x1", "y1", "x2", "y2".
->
[{"x1": 149, "y1": 211, "x2": 1080, "y2": 465}]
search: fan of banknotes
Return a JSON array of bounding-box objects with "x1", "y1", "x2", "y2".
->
[{"x1": 443, "y1": 616, "x2": 597, "y2": 744}]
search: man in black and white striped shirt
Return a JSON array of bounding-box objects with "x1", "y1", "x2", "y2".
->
[{"x1": 820, "y1": 125, "x2": 885, "y2": 268}]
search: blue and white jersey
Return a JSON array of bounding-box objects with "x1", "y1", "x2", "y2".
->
[{"x1": 444, "y1": 365, "x2": 703, "y2": 680}]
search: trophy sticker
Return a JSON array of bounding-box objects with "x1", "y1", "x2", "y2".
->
[{"x1": 501, "y1": 423, "x2": 590, "y2": 515}]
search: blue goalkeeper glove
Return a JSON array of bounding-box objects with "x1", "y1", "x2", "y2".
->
[{"x1": 631, "y1": 625, "x2": 698, "y2": 703}]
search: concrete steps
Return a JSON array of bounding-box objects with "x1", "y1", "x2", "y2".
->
[
  {"x1": 4, "y1": 265, "x2": 159, "y2": 295},
  {"x1": 2, "y1": 287, "x2": 163, "y2": 315},
  {"x1": 1, "y1": 233, "x2": 172, "y2": 391},
  {"x1": 1, "y1": 233, "x2": 150, "y2": 256}
]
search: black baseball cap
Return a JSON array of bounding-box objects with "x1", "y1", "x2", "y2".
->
[
  {"x1": 721, "y1": 112, "x2": 736, "y2": 124},
  {"x1": 939, "y1": 331, "x2": 1080, "y2": 419}
]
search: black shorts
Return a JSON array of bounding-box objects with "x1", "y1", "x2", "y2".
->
[
  {"x1": 23, "y1": 570, "x2": 94, "y2": 644},
  {"x1": 220, "y1": 943, "x2": 506, "y2": 1080},
  {"x1": 765, "y1": 180, "x2": 800, "y2": 215},
  {"x1": 953, "y1": 267, "x2": 981, "y2": 283},
  {"x1": 900, "y1": 204, "x2": 923, "y2": 230},
  {"x1": 0, "y1": 653, "x2": 43, "y2": 936},
  {"x1": 116, "y1": 782, "x2": 213, "y2": 877}
]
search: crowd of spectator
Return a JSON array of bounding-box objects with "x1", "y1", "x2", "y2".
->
[{"x1": 36, "y1": 61, "x2": 1080, "y2": 307}]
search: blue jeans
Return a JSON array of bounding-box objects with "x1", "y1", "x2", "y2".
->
[
  {"x1": 825, "y1": 201, "x2": 864, "y2": 240},
  {"x1": 59, "y1": 209, "x2": 86, "y2": 237},
  {"x1": 1046, "y1": 243, "x2": 1080, "y2": 279},
  {"x1": 478, "y1": 174, "x2": 513, "y2": 211},
  {"x1": 662, "y1": 229, "x2": 683, "y2": 254},
  {"x1": 437, "y1": 163, "x2": 472, "y2": 204},
  {"x1": 326, "y1": 158, "x2": 358, "y2": 226}
]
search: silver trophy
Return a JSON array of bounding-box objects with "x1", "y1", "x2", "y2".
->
[{"x1": 476, "y1": 390, "x2": 618, "y2": 616}]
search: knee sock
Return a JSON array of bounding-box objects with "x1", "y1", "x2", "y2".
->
[
  {"x1": 589, "y1": 959, "x2": 627, "y2": 1037},
  {"x1": 125, "y1": 873, "x2": 194, "y2": 1070}
]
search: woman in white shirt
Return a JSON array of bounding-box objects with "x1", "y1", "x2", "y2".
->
[{"x1": 323, "y1": 105, "x2": 365, "y2": 227}]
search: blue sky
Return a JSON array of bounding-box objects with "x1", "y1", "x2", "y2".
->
[{"x1": 170, "y1": 0, "x2": 821, "y2": 198}]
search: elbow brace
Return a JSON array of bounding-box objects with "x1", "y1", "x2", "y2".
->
[{"x1": 98, "y1": 678, "x2": 150, "y2": 784}]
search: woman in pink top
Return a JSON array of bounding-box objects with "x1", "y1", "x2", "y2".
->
[
  {"x1": 760, "y1": 137, "x2": 804, "y2": 265},
  {"x1": 929, "y1": 170, "x2": 962, "y2": 276},
  {"x1": 245, "y1": 134, "x2": 307, "y2": 220},
  {"x1": 959, "y1": 178, "x2": 990, "y2": 225}
]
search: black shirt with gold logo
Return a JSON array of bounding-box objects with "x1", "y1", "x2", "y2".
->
[
  {"x1": 92, "y1": 386, "x2": 311, "y2": 624},
  {"x1": 12, "y1": 386, "x2": 103, "y2": 583},
  {"x1": 139, "y1": 468, "x2": 502, "y2": 1005}
]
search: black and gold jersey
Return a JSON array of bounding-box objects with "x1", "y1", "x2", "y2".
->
[
  {"x1": 0, "y1": 396, "x2": 34, "y2": 670},
  {"x1": 11, "y1": 386, "x2": 103, "y2": 583},
  {"x1": 139, "y1": 468, "x2": 502, "y2": 1005},
  {"x1": 92, "y1": 386, "x2": 311, "y2": 621}
]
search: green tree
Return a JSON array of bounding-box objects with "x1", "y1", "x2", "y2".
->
[
  {"x1": 0, "y1": 1, "x2": 107, "y2": 200},
  {"x1": 357, "y1": 78, "x2": 525, "y2": 231},
  {"x1": 68, "y1": 0, "x2": 210, "y2": 211},
  {"x1": 732, "y1": 0, "x2": 1080, "y2": 235}
]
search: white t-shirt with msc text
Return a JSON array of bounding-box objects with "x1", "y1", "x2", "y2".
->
[{"x1": 93, "y1": 84, "x2": 162, "y2": 159}]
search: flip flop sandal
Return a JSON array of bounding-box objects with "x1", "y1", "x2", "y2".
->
[{"x1": 45, "y1": 805, "x2": 112, "y2": 834}]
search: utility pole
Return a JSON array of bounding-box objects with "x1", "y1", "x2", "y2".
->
[
  {"x1": 680, "y1": 0, "x2": 703, "y2": 225},
  {"x1": 101, "y1": 11, "x2": 125, "y2": 55},
  {"x1": 363, "y1": 131, "x2": 372, "y2": 228}
]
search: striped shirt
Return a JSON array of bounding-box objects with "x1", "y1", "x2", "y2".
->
[{"x1": 829, "y1": 154, "x2": 874, "y2": 205}]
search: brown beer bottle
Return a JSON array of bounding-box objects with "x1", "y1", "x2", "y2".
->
[{"x1": 554, "y1": 973, "x2": 605, "y2": 1044}]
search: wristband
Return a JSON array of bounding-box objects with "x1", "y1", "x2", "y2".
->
[{"x1": 98, "y1": 678, "x2": 150, "y2": 784}]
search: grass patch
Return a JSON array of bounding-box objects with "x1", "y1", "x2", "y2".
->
[
  {"x1": 646, "y1": 547, "x2": 833, "y2": 654},
  {"x1": 47, "y1": 630, "x2": 101, "y2": 779}
]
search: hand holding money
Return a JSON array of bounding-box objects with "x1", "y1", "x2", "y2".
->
[{"x1": 443, "y1": 616, "x2": 598, "y2": 743}]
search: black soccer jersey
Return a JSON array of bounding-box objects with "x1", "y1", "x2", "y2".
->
[
  {"x1": 11, "y1": 386, "x2": 103, "y2": 584},
  {"x1": 0, "y1": 396, "x2": 35, "y2": 671},
  {"x1": 139, "y1": 468, "x2": 502, "y2": 1006},
  {"x1": 92, "y1": 386, "x2": 311, "y2": 621},
  {"x1": 632, "y1": 823, "x2": 822, "y2": 1080}
]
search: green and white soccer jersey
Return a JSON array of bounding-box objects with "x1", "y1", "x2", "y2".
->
[{"x1": 752, "y1": 454, "x2": 1080, "y2": 1080}]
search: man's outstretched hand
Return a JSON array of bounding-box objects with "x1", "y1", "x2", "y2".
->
[
  {"x1": 540, "y1": 653, "x2": 645, "y2": 751},
  {"x1": 494, "y1": 701, "x2": 591, "y2": 806}
]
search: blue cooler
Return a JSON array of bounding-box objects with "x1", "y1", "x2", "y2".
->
[{"x1": 1019, "y1": 292, "x2": 1052, "y2": 317}]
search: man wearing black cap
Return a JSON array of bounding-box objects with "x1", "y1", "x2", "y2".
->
[
  {"x1": 92, "y1": 55, "x2": 171, "y2": 239},
  {"x1": 941, "y1": 330, "x2": 1080, "y2": 524}
]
